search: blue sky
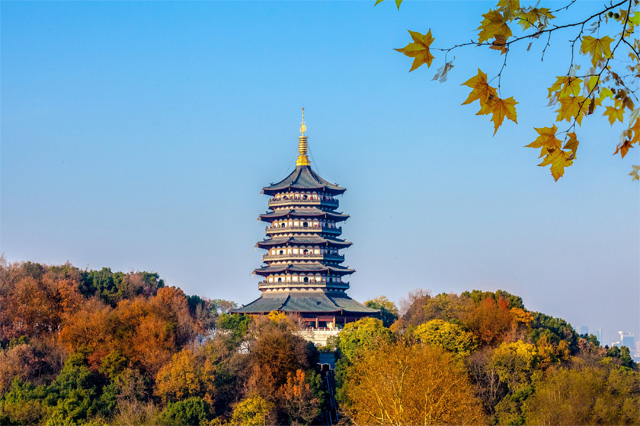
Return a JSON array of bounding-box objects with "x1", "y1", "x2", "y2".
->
[{"x1": 2, "y1": 1, "x2": 638, "y2": 345}]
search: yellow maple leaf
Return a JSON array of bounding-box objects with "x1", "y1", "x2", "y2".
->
[
  {"x1": 478, "y1": 10, "x2": 512, "y2": 43},
  {"x1": 548, "y1": 76, "x2": 582, "y2": 99},
  {"x1": 563, "y1": 132, "x2": 579, "y2": 158},
  {"x1": 580, "y1": 35, "x2": 614, "y2": 66},
  {"x1": 603, "y1": 106, "x2": 624, "y2": 125},
  {"x1": 461, "y1": 69, "x2": 497, "y2": 105},
  {"x1": 518, "y1": 7, "x2": 555, "y2": 30},
  {"x1": 539, "y1": 148, "x2": 572, "y2": 181},
  {"x1": 477, "y1": 96, "x2": 518, "y2": 134},
  {"x1": 395, "y1": 29, "x2": 435, "y2": 71},
  {"x1": 630, "y1": 165, "x2": 640, "y2": 181},
  {"x1": 556, "y1": 95, "x2": 590, "y2": 125},
  {"x1": 526, "y1": 125, "x2": 562, "y2": 150},
  {"x1": 497, "y1": 0, "x2": 520, "y2": 20},
  {"x1": 599, "y1": 87, "x2": 614, "y2": 101}
]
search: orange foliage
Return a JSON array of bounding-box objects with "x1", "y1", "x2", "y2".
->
[
  {"x1": 59, "y1": 286, "x2": 200, "y2": 374},
  {"x1": 463, "y1": 297, "x2": 516, "y2": 346}
]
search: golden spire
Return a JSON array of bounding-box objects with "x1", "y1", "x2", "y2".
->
[{"x1": 296, "y1": 107, "x2": 310, "y2": 166}]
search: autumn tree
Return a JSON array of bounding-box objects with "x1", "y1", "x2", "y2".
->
[
  {"x1": 154, "y1": 347, "x2": 215, "y2": 405},
  {"x1": 382, "y1": 0, "x2": 640, "y2": 180},
  {"x1": 413, "y1": 318, "x2": 478, "y2": 358},
  {"x1": 340, "y1": 339, "x2": 486, "y2": 425},
  {"x1": 245, "y1": 319, "x2": 316, "y2": 409},
  {"x1": 462, "y1": 295, "x2": 516, "y2": 346},
  {"x1": 278, "y1": 369, "x2": 322, "y2": 426},
  {"x1": 229, "y1": 395, "x2": 275, "y2": 426}
]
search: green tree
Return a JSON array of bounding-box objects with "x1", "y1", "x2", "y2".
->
[
  {"x1": 217, "y1": 313, "x2": 252, "y2": 343},
  {"x1": 523, "y1": 366, "x2": 640, "y2": 425},
  {"x1": 0, "y1": 379, "x2": 48, "y2": 425},
  {"x1": 157, "y1": 397, "x2": 209, "y2": 426},
  {"x1": 365, "y1": 296, "x2": 399, "y2": 327},
  {"x1": 43, "y1": 352, "x2": 109, "y2": 425}
]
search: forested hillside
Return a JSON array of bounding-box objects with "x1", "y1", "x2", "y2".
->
[{"x1": 0, "y1": 260, "x2": 638, "y2": 425}]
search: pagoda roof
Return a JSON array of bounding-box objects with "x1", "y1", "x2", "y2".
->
[
  {"x1": 232, "y1": 291, "x2": 379, "y2": 315},
  {"x1": 254, "y1": 263, "x2": 355, "y2": 276},
  {"x1": 256, "y1": 236, "x2": 352, "y2": 248},
  {"x1": 263, "y1": 165, "x2": 346, "y2": 195},
  {"x1": 259, "y1": 208, "x2": 349, "y2": 222}
]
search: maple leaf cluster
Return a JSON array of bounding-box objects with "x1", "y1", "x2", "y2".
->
[{"x1": 388, "y1": 0, "x2": 640, "y2": 181}]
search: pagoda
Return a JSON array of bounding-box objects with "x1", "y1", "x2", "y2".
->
[{"x1": 233, "y1": 109, "x2": 377, "y2": 329}]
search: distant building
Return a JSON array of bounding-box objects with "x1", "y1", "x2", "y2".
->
[
  {"x1": 594, "y1": 328, "x2": 603, "y2": 345},
  {"x1": 619, "y1": 331, "x2": 635, "y2": 350},
  {"x1": 233, "y1": 110, "x2": 377, "y2": 335}
]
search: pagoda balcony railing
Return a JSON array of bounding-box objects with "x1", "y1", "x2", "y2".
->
[
  {"x1": 265, "y1": 226, "x2": 342, "y2": 234},
  {"x1": 262, "y1": 253, "x2": 345, "y2": 262},
  {"x1": 268, "y1": 198, "x2": 339, "y2": 208},
  {"x1": 257, "y1": 281, "x2": 350, "y2": 289}
]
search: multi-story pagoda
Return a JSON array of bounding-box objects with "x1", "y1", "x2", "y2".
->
[{"x1": 233, "y1": 110, "x2": 377, "y2": 329}]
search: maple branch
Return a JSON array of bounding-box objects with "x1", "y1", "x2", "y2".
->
[
  {"x1": 564, "y1": 0, "x2": 635, "y2": 135},
  {"x1": 431, "y1": 0, "x2": 630, "y2": 55},
  {"x1": 550, "y1": 0, "x2": 578, "y2": 15},
  {"x1": 541, "y1": 31, "x2": 552, "y2": 62},
  {"x1": 623, "y1": 38, "x2": 640, "y2": 58}
]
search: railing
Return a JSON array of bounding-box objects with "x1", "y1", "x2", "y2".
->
[
  {"x1": 265, "y1": 226, "x2": 342, "y2": 234},
  {"x1": 263, "y1": 253, "x2": 345, "y2": 262},
  {"x1": 257, "y1": 281, "x2": 349, "y2": 288},
  {"x1": 268, "y1": 198, "x2": 339, "y2": 207}
]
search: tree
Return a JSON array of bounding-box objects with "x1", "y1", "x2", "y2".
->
[
  {"x1": 337, "y1": 317, "x2": 394, "y2": 362},
  {"x1": 490, "y1": 340, "x2": 540, "y2": 424},
  {"x1": 154, "y1": 348, "x2": 215, "y2": 405},
  {"x1": 523, "y1": 366, "x2": 640, "y2": 425},
  {"x1": 413, "y1": 319, "x2": 478, "y2": 358},
  {"x1": 365, "y1": 296, "x2": 399, "y2": 327},
  {"x1": 462, "y1": 296, "x2": 516, "y2": 346},
  {"x1": 340, "y1": 339, "x2": 486, "y2": 425},
  {"x1": 157, "y1": 397, "x2": 209, "y2": 426},
  {"x1": 380, "y1": 0, "x2": 640, "y2": 180},
  {"x1": 278, "y1": 369, "x2": 322, "y2": 426},
  {"x1": 229, "y1": 395, "x2": 275, "y2": 426},
  {"x1": 245, "y1": 321, "x2": 314, "y2": 400}
]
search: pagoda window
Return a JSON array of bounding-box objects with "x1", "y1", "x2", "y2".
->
[
  {"x1": 293, "y1": 276, "x2": 299, "y2": 282},
  {"x1": 277, "y1": 277, "x2": 282, "y2": 283},
  {"x1": 286, "y1": 276, "x2": 291, "y2": 282},
  {"x1": 279, "y1": 249, "x2": 284, "y2": 255},
  {"x1": 302, "y1": 194, "x2": 307, "y2": 200},
  {"x1": 287, "y1": 248, "x2": 292, "y2": 254},
  {"x1": 303, "y1": 277, "x2": 309, "y2": 283},
  {"x1": 302, "y1": 249, "x2": 308, "y2": 255},
  {"x1": 303, "y1": 222, "x2": 308, "y2": 228},
  {"x1": 314, "y1": 249, "x2": 320, "y2": 255},
  {"x1": 293, "y1": 248, "x2": 299, "y2": 254},
  {"x1": 268, "y1": 277, "x2": 273, "y2": 282}
]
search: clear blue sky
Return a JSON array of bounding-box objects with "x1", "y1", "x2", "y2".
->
[{"x1": 2, "y1": 1, "x2": 638, "y2": 345}]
